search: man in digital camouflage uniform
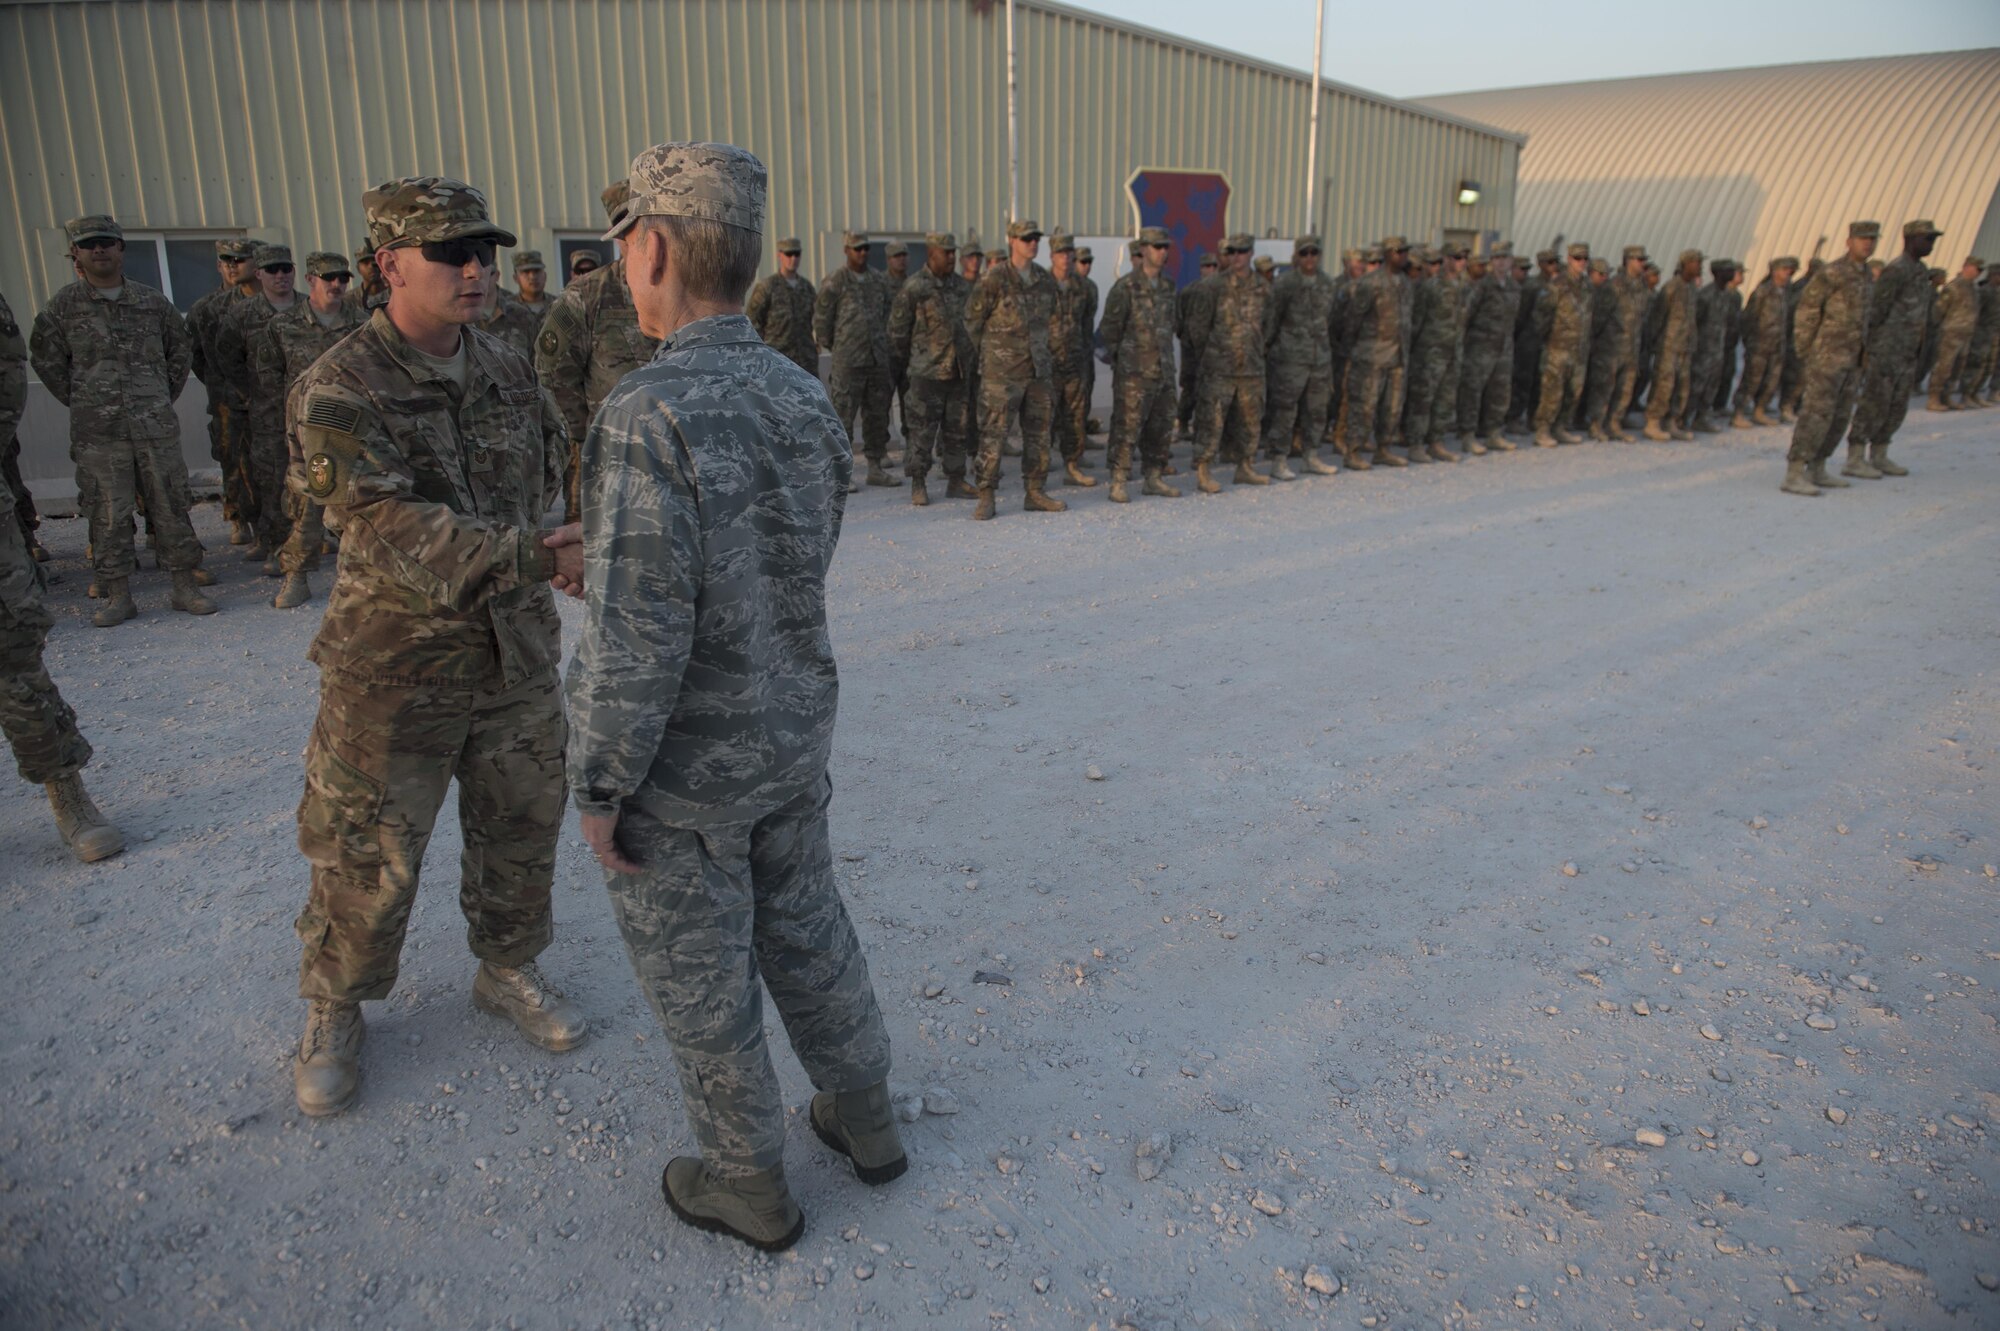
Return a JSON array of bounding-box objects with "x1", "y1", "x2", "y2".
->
[
  {"x1": 747, "y1": 237, "x2": 818, "y2": 375},
  {"x1": 1047, "y1": 232, "x2": 1098, "y2": 487},
  {"x1": 558, "y1": 141, "x2": 901, "y2": 1252},
  {"x1": 537, "y1": 180, "x2": 661, "y2": 522},
  {"x1": 1642, "y1": 249, "x2": 1702, "y2": 442},
  {"x1": 815, "y1": 231, "x2": 897, "y2": 490},
  {"x1": 1455, "y1": 244, "x2": 1519, "y2": 455},
  {"x1": 1926, "y1": 256, "x2": 1982, "y2": 411},
  {"x1": 1843, "y1": 219, "x2": 1937, "y2": 479},
  {"x1": 1187, "y1": 232, "x2": 1273, "y2": 491},
  {"x1": 1176, "y1": 250, "x2": 1220, "y2": 441},
  {"x1": 218, "y1": 242, "x2": 305, "y2": 568},
  {"x1": 187, "y1": 237, "x2": 261, "y2": 544},
  {"x1": 1683, "y1": 258, "x2": 1738, "y2": 435},
  {"x1": 286, "y1": 176, "x2": 586, "y2": 1118},
  {"x1": 1259, "y1": 234, "x2": 1341, "y2": 478},
  {"x1": 30, "y1": 216, "x2": 217, "y2": 627},
  {"x1": 1732, "y1": 255, "x2": 1797, "y2": 426},
  {"x1": 1781, "y1": 221, "x2": 1878, "y2": 496},
  {"x1": 888, "y1": 231, "x2": 977, "y2": 504},
  {"x1": 1336, "y1": 237, "x2": 1410, "y2": 469},
  {"x1": 965, "y1": 220, "x2": 1067, "y2": 519},
  {"x1": 1582, "y1": 245, "x2": 1648, "y2": 441},
  {"x1": 510, "y1": 250, "x2": 552, "y2": 329},
  {"x1": 1097, "y1": 228, "x2": 1183, "y2": 502},
  {"x1": 1404, "y1": 241, "x2": 1468, "y2": 462}
]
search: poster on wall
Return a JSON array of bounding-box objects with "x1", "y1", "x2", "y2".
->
[{"x1": 1125, "y1": 168, "x2": 1230, "y2": 288}]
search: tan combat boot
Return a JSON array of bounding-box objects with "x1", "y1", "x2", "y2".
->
[
  {"x1": 1301, "y1": 451, "x2": 1339, "y2": 474},
  {"x1": 1753, "y1": 408, "x2": 1777, "y2": 426},
  {"x1": 1808, "y1": 459, "x2": 1849, "y2": 489},
  {"x1": 1232, "y1": 460, "x2": 1271, "y2": 485},
  {"x1": 1869, "y1": 443, "x2": 1909, "y2": 476},
  {"x1": 1427, "y1": 442, "x2": 1461, "y2": 463},
  {"x1": 1586, "y1": 423, "x2": 1609, "y2": 442},
  {"x1": 46, "y1": 773, "x2": 125, "y2": 862},
  {"x1": 1021, "y1": 482, "x2": 1068, "y2": 513},
  {"x1": 229, "y1": 519, "x2": 254, "y2": 546},
  {"x1": 272, "y1": 572, "x2": 312, "y2": 609},
  {"x1": 1642, "y1": 420, "x2": 1673, "y2": 441},
  {"x1": 170, "y1": 570, "x2": 218, "y2": 616},
  {"x1": 864, "y1": 460, "x2": 897, "y2": 487},
  {"x1": 662, "y1": 1158, "x2": 803, "y2": 1252},
  {"x1": 1372, "y1": 447, "x2": 1408, "y2": 467},
  {"x1": 1533, "y1": 429, "x2": 1559, "y2": 448},
  {"x1": 1841, "y1": 443, "x2": 1883, "y2": 480},
  {"x1": 1554, "y1": 426, "x2": 1582, "y2": 444},
  {"x1": 944, "y1": 476, "x2": 980, "y2": 500},
  {"x1": 1339, "y1": 444, "x2": 1373, "y2": 470},
  {"x1": 91, "y1": 578, "x2": 136, "y2": 628},
  {"x1": 910, "y1": 478, "x2": 929, "y2": 507},
  {"x1": 1730, "y1": 413, "x2": 1753, "y2": 429},
  {"x1": 1107, "y1": 477, "x2": 1129, "y2": 503},
  {"x1": 190, "y1": 565, "x2": 217, "y2": 586},
  {"x1": 473, "y1": 960, "x2": 588, "y2": 1051},
  {"x1": 972, "y1": 487, "x2": 997, "y2": 520},
  {"x1": 1141, "y1": 470, "x2": 1182, "y2": 498},
  {"x1": 293, "y1": 999, "x2": 364, "y2": 1116},
  {"x1": 1063, "y1": 459, "x2": 1098, "y2": 487},
  {"x1": 1268, "y1": 457, "x2": 1297, "y2": 481},
  {"x1": 1484, "y1": 433, "x2": 1515, "y2": 452},
  {"x1": 1459, "y1": 433, "x2": 1487, "y2": 456},
  {"x1": 1780, "y1": 459, "x2": 1821, "y2": 497},
  {"x1": 1193, "y1": 461, "x2": 1223, "y2": 494},
  {"x1": 809, "y1": 1082, "x2": 909, "y2": 1185}
]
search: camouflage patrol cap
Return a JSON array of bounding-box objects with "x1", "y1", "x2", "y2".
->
[
  {"x1": 354, "y1": 242, "x2": 377, "y2": 265},
  {"x1": 570, "y1": 248, "x2": 604, "y2": 270},
  {"x1": 304, "y1": 250, "x2": 349, "y2": 278},
  {"x1": 1007, "y1": 219, "x2": 1044, "y2": 240},
  {"x1": 1078, "y1": 247, "x2": 1094, "y2": 262},
  {"x1": 1440, "y1": 241, "x2": 1467, "y2": 259},
  {"x1": 885, "y1": 240, "x2": 908, "y2": 257},
  {"x1": 1710, "y1": 258, "x2": 1736, "y2": 278},
  {"x1": 64, "y1": 215, "x2": 123, "y2": 245},
  {"x1": 513, "y1": 250, "x2": 546, "y2": 271},
  {"x1": 1362, "y1": 245, "x2": 1385, "y2": 263},
  {"x1": 606, "y1": 143, "x2": 766, "y2": 242},
  {"x1": 215, "y1": 238, "x2": 256, "y2": 261},
  {"x1": 1848, "y1": 220, "x2": 1881, "y2": 239},
  {"x1": 1772, "y1": 255, "x2": 1800, "y2": 270},
  {"x1": 1643, "y1": 260, "x2": 1661, "y2": 274},
  {"x1": 1622, "y1": 245, "x2": 1648, "y2": 262},
  {"x1": 1411, "y1": 246, "x2": 1437, "y2": 265},
  {"x1": 1968, "y1": 256, "x2": 1988, "y2": 270},
  {"x1": 1490, "y1": 241, "x2": 1514, "y2": 258},
  {"x1": 986, "y1": 248, "x2": 1008, "y2": 266},
  {"x1": 1224, "y1": 232, "x2": 1254, "y2": 252},
  {"x1": 1566, "y1": 242, "x2": 1590, "y2": 260},
  {"x1": 1295, "y1": 234, "x2": 1323, "y2": 253},
  {"x1": 1588, "y1": 257, "x2": 1610, "y2": 275},
  {"x1": 925, "y1": 231, "x2": 957, "y2": 251},
  {"x1": 362, "y1": 176, "x2": 516, "y2": 251},
  {"x1": 1137, "y1": 226, "x2": 1171, "y2": 246},
  {"x1": 601, "y1": 179, "x2": 633, "y2": 222},
  {"x1": 252, "y1": 243, "x2": 294, "y2": 268},
  {"x1": 776, "y1": 237, "x2": 803, "y2": 255},
  {"x1": 1902, "y1": 218, "x2": 1941, "y2": 238},
  {"x1": 1381, "y1": 235, "x2": 1409, "y2": 251},
  {"x1": 1677, "y1": 248, "x2": 1703, "y2": 266},
  {"x1": 1253, "y1": 255, "x2": 1275, "y2": 273},
  {"x1": 1341, "y1": 247, "x2": 1363, "y2": 264},
  {"x1": 843, "y1": 230, "x2": 870, "y2": 249},
  {"x1": 1534, "y1": 248, "x2": 1556, "y2": 264},
  {"x1": 1049, "y1": 232, "x2": 1075, "y2": 252},
  {"x1": 1198, "y1": 252, "x2": 1220, "y2": 269}
]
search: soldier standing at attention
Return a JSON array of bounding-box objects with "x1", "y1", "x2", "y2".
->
[
  {"x1": 3, "y1": 289, "x2": 123, "y2": 861},
  {"x1": 1253, "y1": 255, "x2": 1276, "y2": 286},
  {"x1": 964, "y1": 221, "x2": 1066, "y2": 518},
  {"x1": 1047, "y1": 233, "x2": 1098, "y2": 487},
  {"x1": 1529, "y1": 243, "x2": 1592, "y2": 447},
  {"x1": 188, "y1": 238, "x2": 261, "y2": 545},
  {"x1": 510, "y1": 251, "x2": 552, "y2": 329},
  {"x1": 1259, "y1": 234, "x2": 1340, "y2": 479},
  {"x1": 1099, "y1": 228, "x2": 1183, "y2": 502},
  {"x1": 1323, "y1": 247, "x2": 1364, "y2": 447},
  {"x1": 1927, "y1": 257, "x2": 1983, "y2": 410},
  {"x1": 1176, "y1": 251, "x2": 1220, "y2": 441},
  {"x1": 476, "y1": 264, "x2": 542, "y2": 361},
  {"x1": 347, "y1": 243, "x2": 390, "y2": 313},
  {"x1": 556, "y1": 142, "x2": 901, "y2": 1251},
  {"x1": 1508, "y1": 249, "x2": 1555, "y2": 434},
  {"x1": 1076, "y1": 246, "x2": 1102, "y2": 437},
  {"x1": 1711, "y1": 261, "x2": 1746, "y2": 417},
  {"x1": 1453, "y1": 246, "x2": 1514, "y2": 455},
  {"x1": 286, "y1": 177, "x2": 586, "y2": 1117},
  {"x1": 1779, "y1": 256, "x2": 1821, "y2": 420},
  {"x1": 1629, "y1": 260, "x2": 1662, "y2": 421},
  {"x1": 1582, "y1": 246, "x2": 1648, "y2": 441},
  {"x1": 888, "y1": 232, "x2": 978, "y2": 504},
  {"x1": 1843, "y1": 219, "x2": 1938, "y2": 479},
  {"x1": 253, "y1": 251, "x2": 367, "y2": 610},
  {"x1": 747, "y1": 238, "x2": 819, "y2": 375},
  {"x1": 1780, "y1": 221, "x2": 1878, "y2": 496},
  {"x1": 537, "y1": 181, "x2": 661, "y2": 522},
  {"x1": 1187, "y1": 233, "x2": 1273, "y2": 490},
  {"x1": 1682, "y1": 258, "x2": 1736, "y2": 435},
  {"x1": 1404, "y1": 242, "x2": 1468, "y2": 462},
  {"x1": 884, "y1": 241, "x2": 912, "y2": 444},
  {"x1": 1642, "y1": 250, "x2": 1703, "y2": 441},
  {"x1": 1732, "y1": 256, "x2": 1797, "y2": 426},
  {"x1": 1336, "y1": 239, "x2": 1408, "y2": 469},
  {"x1": 1, "y1": 292, "x2": 44, "y2": 557},
  {"x1": 219, "y1": 243, "x2": 305, "y2": 568},
  {"x1": 814, "y1": 232, "x2": 897, "y2": 490},
  {"x1": 1959, "y1": 266, "x2": 2000, "y2": 407},
  {"x1": 30, "y1": 216, "x2": 216, "y2": 627}
]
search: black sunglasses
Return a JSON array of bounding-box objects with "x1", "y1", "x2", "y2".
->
[
  {"x1": 321, "y1": 272, "x2": 352, "y2": 284},
  {"x1": 420, "y1": 238, "x2": 497, "y2": 269},
  {"x1": 262, "y1": 263, "x2": 295, "y2": 275},
  {"x1": 76, "y1": 237, "x2": 122, "y2": 251},
  {"x1": 1148, "y1": 243, "x2": 1171, "y2": 251},
  {"x1": 572, "y1": 261, "x2": 599, "y2": 274},
  {"x1": 1296, "y1": 247, "x2": 1321, "y2": 256}
]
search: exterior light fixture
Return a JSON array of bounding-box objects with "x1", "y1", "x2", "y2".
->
[{"x1": 1457, "y1": 180, "x2": 1481, "y2": 207}]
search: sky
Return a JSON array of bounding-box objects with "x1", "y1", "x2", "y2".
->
[{"x1": 1066, "y1": 0, "x2": 2000, "y2": 99}]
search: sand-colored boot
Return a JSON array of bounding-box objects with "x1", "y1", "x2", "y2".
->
[
  {"x1": 1233, "y1": 461, "x2": 1271, "y2": 485},
  {"x1": 170, "y1": 571, "x2": 218, "y2": 616},
  {"x1": 1062, "y1": 459, "x2": 1098, "y2": 488},
  {"x1": 1427, "y1": 442, "x2": 1461, "y2": 463},
  {"x1": 944, "y1": 476, "x2": 980, "y2": 500},
  {"x1": 272, "y1": 572, "x2": 313, "y2": 609},
  {"x1": 1779, "y1": 459, "x2": 1821, "y2": 497},
  {"x1": 1808, "y1": 460, "x2": 1849, "y2": 489},
  {"x1": 1869, "y1": 443, "x2": 1909, "y2": 477},
  {"x1": 972, "y1": 487, "x2": 997, "y2": 520},
  {"x1": 1142, "y1": 470, "x2": 1182, "y2": 499},
  {"x1": 229, "y1": 519, "x2": 254, "y2": 546},
  {"x1": 1533, "y1": 429, "x2": 1559, "y2": 449},
  {"x1": 809, "y1": 1082, "x2": 910, "y2": 1185},
  {"x1": 473, "y1": 960, "x2": 588, "y2": 1051},
  {"x1": 1301, "y1": 452, "x2": 1339, "y2": 474},
  {"x1": 47, "y1": 773, "x2": 125, "y2": 862},
  {"x1": 909, "y1": 478, "x2": 930, "y2": 507},
  {"x1": 293, "y1": 999, "x2": 364, "y2": 1117},
  {"x1": 1106, "y1": 477, "x2": 1129, "y2": 503},
  {"x1": 1840, "y1": 444, "x2": 1882, "y2": 480},
  {"x1": 91, "y1": 578, "x2": 136, "y2": 627},
  {"x1": 662, "y1": 1158, "x2": 804, "y2": 1252},
  {"x1": 1484, "y1": 433, "x2": 1515, "y2": 452}
]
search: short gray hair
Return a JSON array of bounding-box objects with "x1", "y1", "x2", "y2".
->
[{"x1": 636, "y1": 214, "x2": 761, "y2": 304}]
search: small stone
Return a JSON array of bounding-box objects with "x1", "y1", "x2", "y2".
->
[
  {"x1": 892, "y1": 1092, "x2": 923, "y2": 1123},
  {"x1": 1835, "y1": 824, "x2": 1849, "y2": 835},
  {"x1": 1635, "y1": 1128, "x2": 1669, "y2": 1148},
  {"x1": 1976, "y1": 1271, "x2": 2000, "y2": 1292},
  {"x1": 1250, "y1": 1190, "x2": 1284, "y2": 1216},
  {"x1": 1804, "y1": 1013, "x2": 1837, "y2": 1031},
  {"x1": 1846, "y1": 974, "x2": 1875, "y2": 991},
  {"x1": 854, "y1": 1264, "x2": 874, "y2": 1280},
  {"x1": 1714, "y1": 1235, "x2": 1744, "y2": 1255},
  {"x1": 1398, "y1": 1204, "x2": 1433, "y2": 1226},
  {"x1": 1825, "y1": 1106, "x2": 1848, "y2": 1125},
  {"x1": 1560, "y1": 862, "x2": 1579, "y2": 877},
  {"x1": 1699, "y1": 1022, "x2": 1723, "y2": 1041},
  {"x1": 922, "y1": 1087, "x2": 960, "y2": 1115},
  {"x1": 1304, "y1": 951, "x2": 1327, "y2": 965},
  {"x1": 71, "y1": 910, "x2": 100, "y2": 927},
  {"x1": 1621, "y1": 861, "x2": 1639, "y2": 874},
  {"x1": 1710, "y1": 1067, "x2": 1733, "y2": 1083},
  {"x1": 1084, "y1": 764, "x2": 1106, "y2": 781},
  {"x1": 1302, "y1": 1265, "x2": 1339, "y2": 1296},
  {"x1": 1377, "y1": 1155, "x2": 1399, "y2": 1174},
  {"x1": 1212, "y1": 1091, "x2": 1245, "y2": 1113},
  {"x1": 1604, "y1": 783, "x2": 1631, "y2": 795},
  {"x1": 1033, "y1": 1276, "x2": 1051, "y2": 1294},
  {"x1": 1083, "y1": 1155, "x2": 1105, "y2": 1175},
  {"x1": 1134, "y1": 1133, "x2": 1173, "y2": 1182},
  {"x1": 1984, "y1": 865, "x2": 1998, "y2": 880},
  {"x1": 1219, "y1": 1152, "x2": 1244, "y2": 1171},
  {"x1": 1783, "y1": 1275, "x2": 1807, "y2": 1295},
  {"x1": 1631, "y1": 999, "x2": 1651, "y2": 1016},
  {"x1": 923, "y1": 983, "x2": 945, "y2": 998},
  {"x1": 1947, "y1": 1113, "x2": 1979, "y2": 1130},
  {"x1": 1748, "y1": 816, "x2": 1768, "y2": 830},
  {"x1": 1740, "y1": 1150, "x2": 1761, "y2": 1166},
  {"x1": 972, "y1": 970, "x2": 1012, "y2": 987}
]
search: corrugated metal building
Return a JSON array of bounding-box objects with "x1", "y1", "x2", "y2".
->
[
  {"x1": 2, "y1": 0, "x2": 1522, "y2": 491},
  {"x1": 1422, "y1": 50, "x2": 2000, "y2": 280}
]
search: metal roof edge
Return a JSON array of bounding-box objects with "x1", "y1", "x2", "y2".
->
[{"x1": 1413, "y1": 46, "x2": 2000, "y2": 105}]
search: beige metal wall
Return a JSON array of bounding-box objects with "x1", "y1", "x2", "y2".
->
[{"x1": 1423, "y1": 50, "x2": 2000, "y2": 281}]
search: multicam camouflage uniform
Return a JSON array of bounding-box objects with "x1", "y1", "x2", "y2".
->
[
  {"x1": 29, "y1": 247, "x2": 205, "y2": 585},
  {"x1": 1927, "y1": 265, "x2": 1980, "y2": 408},
  {"x1": 568, "y1": 144, "x2": 891, "y2": 1180},
  {"x1": 1711, "y1": 274, "x2": 1744, "y2": 414},
  {"x1": 1189, "y1": 243, "x2": 1272, "y2": 469},
  {"x1": 1584, "y1": 252, "x2": 1648, "y2": 437},
  {"x1": 1684, "y1": 268, "x2": 1734, "y2": 431},
  {"x1": 1643, "y1": 258, "x2": 1701, "y2": 437},
  {"x1": 1336, "y1": 256, "x2": 1406, "y2": 458},
  {"x1": 288, "y1": 179, "x2": 569, "y2": 1003},
  {"x1": 186, "y1": 240, "x2": 259, "y2": 527},
  {"x1": 1176, "y1": 261, "x2": 1218, "y2": 432},
  {"x1": 1733, "y1": 265, "x2": 1793, "y2": 420},
  {"x1": 1048, "y1": 242, "x2": 1095, "y2": 472},
  {"x1": 747, "y1": 247, "x2": 818, "y2": 375},
  {"x1": 253, "y1": 274, "x2": 367, "y2": 578},
  {"x1": 0, "y1": 293, "x2": 37, "y2": 551},
  {"x1": 479, "y1": 291, "x2": 543, "y2": 362},
  {"x1": 1260, "y1": 241, "x2": 1337, "y2": 463},
  {"x1": 1961, "y1": 278, "x2": 2000, "y2": 403},
  {"x1": 1455, "y1": 254, "x2": 1519, "y2": 442},
  {"x1": 964, "y1": 241, "x2": 1060, "y2": 495},
  {"x1": 1786, "y1": 238, "x2": 1875, "y2": 473},
  {"x1": 1846, "y1": 240, "x2": 1935, "y2": 463},
  {"x1": 888, "y1": 236, "x2": 974, "y2": 487},
  {"x1": 814, "y1": 240, "x2": 895, "y2": 474},
  {"x1": 1779, "y1": 262, "x2": 1816, "y2": 416},
  {"x1": 1405, "y1": 253, "x2": 1468, "y2": 451},
  {"x1": 1508, "y1": 254, "x2": 1550, "y2": 429},
  {"x1": 1532, "y1": 249, "x2": 1593, "y2": 439},
  {"x1": 1098, "y1": 236, "x2": 1179, "y2": 482},
  {"x1": 219, "y1": 246, "x2": 303, "y2": 554}
]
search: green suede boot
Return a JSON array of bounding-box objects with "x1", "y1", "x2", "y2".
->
[
  {"x1": 661, "y1": 1158, "x2": 804, "y2": 1252},
  {"x1": 809, "y1": 1082, "x2": 910, "y2": 1185}
]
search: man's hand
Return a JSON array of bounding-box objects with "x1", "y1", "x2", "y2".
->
[
  {"x1": 543, "y1": 522, "x2": 585, "y2": 599},
  {"x1": 580, "y1": 809, "x2": 641, "y2": 874}
]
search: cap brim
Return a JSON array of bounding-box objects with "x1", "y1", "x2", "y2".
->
[
  {"x1": 601, "y1": 209, "x2": 638, "y2": 243},
  {"x1": 435, "y1": 219, "x2": 519, "y2": 247},
  {"x1": 71, "y1": 230, "x2": 122, "y2": 244}
]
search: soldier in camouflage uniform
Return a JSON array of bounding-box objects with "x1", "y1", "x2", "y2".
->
[
  {"x1": 1176, "y1": 251, "x2": 1220, "y2": 439},
  {"x1": 1336, "y1": 238, "x2": 1411, "y2": 468},
  {"x1": 1453, "y1": 245, "x2": 1516, "y2": 454},
  {"x1": 1258, "y1": 234, "x2": 1340, "y2": 478},
  {"x1": 1843, "y1": 219, "x2": 1938, "y2": 479},
  {"x1": 1781, "y1": 221, "x2": 1878, "y2": 496},
  {"x1": 884, "y1": 241, "x2": 911, "y2": 445},
  {"x1": 1186, "y1": 232, "x2": 1273, "y2": 490},
  {"x1": 1403, "y1": 241, "x2": 1468, "y2": 462},
  {"x1": 964, "y1": 220, "x2": 1067, "y2": 519},
  {"x1": 536, "y1": 181, "x2": 662, "y2": 521},
  {"x1": 1712, "y1": 262, "x2": 1746, "y2": 416},
  {"x1": 559, "y1": 143, "x2": 900, "y2": 1251},
  {"x1": 1731, "y1": 256, "x2": 1797, "y2": 426},
  {"x1": 888, "y1": 231, "x2": 977, "y2": 504},
  {"x1": 346, "y1": 243, "x2": 390, "y2": 314},
  {"x1": 1961, "y1": 270, "x2": 2000, "y2": 407},
  {"x1": 476, "y1": 268, "x2": 542, "y2": 361},
  {"x1": 1629, "y1": 261, "x2": 1662, "y2": 420},
  {"x1": 510, "y1": 251, "x2": 552, "y2": 329},
  {"x1": 1046, "y1": 233, "x2": 1098, "y2": 487},
  {"x1": 219, "y1": 242, "x2": 307, "y2": 566},
  {"x1": 1642, "y1": 250, "x2": 1703, "y2": 441},
  {"x1": 1927, "y1": 257, "x2": 1983, "y2": 410},
  {"x1": 1508, "y1": 249, "x2": 1556, "y2": 433},
  {"x1": 29, "y1": 216, "x2": 216, "y2": 626},
  {"x1": 1582, "y1": 245, "x2": 1648, "y2": 440},
  {"x1": 1682, "y1": 258, "x2": 1737, "y2": 435},
  {"x1": 1322, "y1": 247, "x2": 1365, "y2": 445},
  {"x1": 1530, "y1": 243, "x2": 1592, "y2": 447},
  {"x1": 253, "y1": 251, "x2": 367, "y2": 610},
  {"x1": 747, "y1": 237, "x2": 818, "y2": 375},
  {"x1": 1076, "y1": 246, "x2": 1102, "y2": 438},
  {"x1": 3, "y1": 289, "x2": 124, "y2": 861},
  {"x1": 186, "y1": 238, "x2": 260, "y2": 543},
  {"x1": 0, "y1": 294, "x2": 42, "y2": 559},
  {"x1": 1779, "y1": 256, "x2": 1821, "y2": 420},
  {"x1": 286, "y1": 177, "x2": 586, "y2": 1119},
  {"x1": 1099, "y1": 227, "x2": 1183, "y2": 502},
  {"x1": 814, "y1": 231, "x2": 897, "y2": 490}
]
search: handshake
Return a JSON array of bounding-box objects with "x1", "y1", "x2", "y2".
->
[{"x1": 542, "y1": 523, "x2": 585, "y2": 599}]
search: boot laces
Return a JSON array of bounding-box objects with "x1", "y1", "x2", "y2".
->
[
  {"x1": 495, "y1": 960, "x2": 564, "y2": 1008},
  {"x1": 302, "y1": 1002, "x2": 355, "y2": 1058}
]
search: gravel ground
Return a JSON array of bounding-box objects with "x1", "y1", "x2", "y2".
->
[{"x1": 1, "y1": 406, "x2": 1995, "y2": 1331}]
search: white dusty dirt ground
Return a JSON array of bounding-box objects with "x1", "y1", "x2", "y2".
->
[{"x1": 1, "y1": 405, "x2": 1996, "y2": 1331}]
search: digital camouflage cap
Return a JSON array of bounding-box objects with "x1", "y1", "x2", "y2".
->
[
  {"x1": 1253, "y1": 255, "x2": 1275, "y2": 272},
  {"x1": 253, "y1": 243, "x2": 294, "y2": 268},
  {"x1": 1137, "y1": 226, "x2": 1171, "y2": 246},
  {"x1": 1225, "y1": 232, "x2": 1254, "y2": 252},
  {"x1": 513, "y1": 249, "x2": 546, "y2": 271},
  {"x1": 885, "y1": 239, "x2": 908, "y2": 257},
  {"x1": 305, "y1": 250, "x2": 349, "y2": 278},
  {"x1": 362, "y1": 176, "x2": 516, "y2": 251},
  {"x1": 216, "y1": 238, "x2": 257, "y2": 261},
  {"x1": 604, "y1": 142, "x2": 766, "y2": 242},
  {"x1": 1078, "y1": 247, "x2": 1094, "y2": 262},
  {"x1": 65, "y1": 215, "x2": 122, "y2": 245},
  {"x1": 925, "y1": 231, "x2": 957, "y2": 250},
  {"x1": 601, "y1": 179, "x2": 633, "y2": 222},
  {"x1": 1048, "y1": 232, "x2": 1075, "y2": 253},
  {"x1": 776, "y1": 237, "x2": 803, "y2": 255},
  {"x1": 1007, "y1": 219, "x2": 1044, "y2": 240},
  {"x1": 1848, "y1": 220, "x2": 1881, "y2": 239}
]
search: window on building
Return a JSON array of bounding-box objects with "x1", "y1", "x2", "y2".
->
[{"x1": 121, "y1": 233, "x2": 249, "y2": 311}]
